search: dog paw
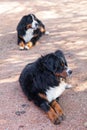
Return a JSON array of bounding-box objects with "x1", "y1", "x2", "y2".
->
[
  {"x1": 24, "y1": 45, "x2": 30, "y2": 50},
  {"x1": 19, "y1": 42, "x2": 25, "y2": 50},
  {"x1": 19, "y1": 46, "x2": 25, "y2": 50},
  {"x1": 25, "y1": 42, "x2": 33, "y2": 50},
  {"x1": 53, "y1": 113, "x2": 65, "y2": 125},
  {"x1": 53, "y1": 117, "x2": 61, "y2": 125},
  {"x1": 59, "y1": 114, "x2": 66, "y2": 121}
]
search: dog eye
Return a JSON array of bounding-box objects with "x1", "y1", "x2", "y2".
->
[{"x1": 61, "y1": 63, "x2": 64, "y2": 66}]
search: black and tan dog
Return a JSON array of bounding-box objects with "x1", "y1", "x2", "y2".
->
[
  {"x1": 17, "y1": 14, "x2": 49, "y2": 50},
  {"x1": 19, "y1": 50, "x2": 72, "y2": 124}
]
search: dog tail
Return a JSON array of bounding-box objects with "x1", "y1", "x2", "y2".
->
[{"x1": 45, "y1": 31, "x2": 49, "y2": 35}]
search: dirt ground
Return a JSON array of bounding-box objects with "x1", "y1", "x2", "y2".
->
[{"x1": 0, "y1": 0, "x2": 87, "y2": 130}]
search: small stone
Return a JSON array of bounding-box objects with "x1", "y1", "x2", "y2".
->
[
  {"x1": 15, "y1": 111, "x2": 26, "y2": 116},
  {"x1": 21, "y1": 104, "x2": 26, "y2": 108},
  {"x1": 19, "y1": 125, "x2": 24, "y2": 128},
  {"x1": 21, "y1": 104, "x2": 29, "y2": 108},
  {"x1": 15, "y1": 111, "x2": 21, "y2": 116},
  {"x1": 20, "y1": 111, "x2": 26, "y2": 114}
]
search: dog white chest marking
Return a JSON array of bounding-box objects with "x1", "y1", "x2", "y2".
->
[
  {"x1": 23, "y1": 29, "x2": 34, "y2": 43},
  {"x1": 46, "y1": 81, "x2": 68, "y2": 102}
]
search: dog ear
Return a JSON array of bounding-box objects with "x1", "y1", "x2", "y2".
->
[
  {"x1": 38, "y1": 57, "x2": 46, "y2": 72},
  {"x1": 40, "y1": 54, "x2": 57, "y2": 73},
  {"x1": 17, "y1": 16, "x2": 28, "y2": 31},
  {"x1": 55, "y1": 50, "x2": 67, "y2": 66}
]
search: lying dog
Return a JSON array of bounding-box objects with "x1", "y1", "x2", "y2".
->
[
  {"x1": 17, "y1": 14, "x2": 49, "y2": 50},
  {"x1": 19, "y1": 50, "x2": 72, "y2": 125}
]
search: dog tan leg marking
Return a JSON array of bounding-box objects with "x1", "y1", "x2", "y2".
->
[
  {"x1": 47, "y1": 107, "x2": 61, "y2": 125},
  {"x1": 25, "y1": 42, "x2": 33, "y2": 50},
  {"x1": 51, "y1": 100, "x2": 65, "y2": 120},
  {"x1": 38, "y1": 93, "x2": 47, "y2": 100},
  {"x1": 19, "y1": 41, "x2": 25, "y2": 50},
  {"x1": 38, "y1": 93, "x2": 61, "y2": 124},
  {"x1": 40, "y1": 27, "x2": 45, "y2": 33},
  {"x1": 55, "y1": 70, "x2": 67, "y2": 78}
]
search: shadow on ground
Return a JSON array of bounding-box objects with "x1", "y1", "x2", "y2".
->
[{"x1": 0, "y1": 0, "x2": 87, "y2": 130}]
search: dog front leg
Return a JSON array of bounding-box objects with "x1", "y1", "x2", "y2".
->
[
  {"x1": 40, "y1": 102, "x2": 61, "y2": 125},
  {"x1": 34, "y1": 93, "x2": 62, "y2": 125},
  {"x1": 51, "y1": 100, "x2": 65, "y2": 121}
]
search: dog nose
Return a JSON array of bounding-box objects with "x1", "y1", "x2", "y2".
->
[{"x1": 68, "y1": 70, "x2": 72, "y2": 75}]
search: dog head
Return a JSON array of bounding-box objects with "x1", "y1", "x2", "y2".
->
[
  {"x1": 17, "y1": 14, "x2": 39, "y2": 30},
  {"x1": 26, "y1": 14, "x2": 39, "y2": 29},
  {"x1": 54, "y1": 50, "x2": 72, "y2": 78},
  {"x1": 40, "y1": 50, "x2": 72, "y2": 79},
  {"x1": 24, "y1": 14, "x2": 39, "y2": 30}
]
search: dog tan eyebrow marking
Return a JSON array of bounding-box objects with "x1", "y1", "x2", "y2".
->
[{"x1": 61, "y1": 63, "x2": 64, "y2": 66}]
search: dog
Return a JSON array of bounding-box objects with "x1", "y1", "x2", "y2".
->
[
  {"x1": 17, "y1": 14, "x2": 49, "y2": 50},
  {"x1": 19, "y1": 50, "x2": 72, "y2": 125}
]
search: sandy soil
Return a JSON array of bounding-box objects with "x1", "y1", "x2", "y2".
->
[{"x1": 0, "y1": 0, "x2": 87, "y2": 130}]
